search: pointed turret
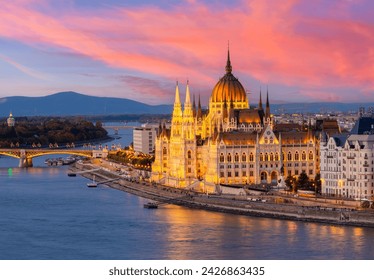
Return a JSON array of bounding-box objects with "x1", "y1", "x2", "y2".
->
[
  {"x1": 182, "y1": 80, "x2": 194, "y2": 140},
  {"x1": 161, "y1": 122, "x2": 167, "y2": 137},
  {"x1": 174, "y1": 81, "x2": 181, "y2": 105},
  {"x1": 183, "y1": 80, "x2": 193, "y2": 116},
  {"x1": 265, "y1": 86, "x2": 270, "y2": 119},
  {"x1": 197, "y1": 94, "x2": 202, "y2": 120},
  {"x1": 171, "y1": 81, "x2": 183, "y2": 137},
  {"x1": 259, "y1": 88, "x2": 263, "y2": 110},
  {"x1": 185, "y1": 80, "x2": 191, "y2": 105},
  {"x1": 225, "y1": 44, "x2": 232, "y2": 74},
  {"x1": 192, "y1": 94, "x2": 196, "y2": 118}
]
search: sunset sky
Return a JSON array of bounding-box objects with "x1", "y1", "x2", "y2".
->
[{"x1": 0, "y1": 0, "x2": 373, "y2": 105}]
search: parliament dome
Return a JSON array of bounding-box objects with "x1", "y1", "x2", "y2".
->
[{"x1": 211, "y1": 50, "x2": 247, "y2": 103}]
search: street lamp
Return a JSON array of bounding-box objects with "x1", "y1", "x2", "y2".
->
[{"x1": 312, "y1": 182, "x2": 316, "y2": 200}]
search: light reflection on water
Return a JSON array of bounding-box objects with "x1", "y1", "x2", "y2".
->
[
  {"x1": 1, "y1": 164, "x2": 374, "y2": 260},
  {"x1": 1, "y1": 126, "x2": 374, "y2": 259}
]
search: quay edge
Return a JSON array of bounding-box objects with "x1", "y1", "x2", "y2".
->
[{"x1": 71, "y1": 162, "x2": 374, "y2": 228}]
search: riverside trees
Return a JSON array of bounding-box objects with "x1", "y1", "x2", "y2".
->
[
  {"x1": 0, "y1": 118, "x2": 108, "y2": 148},
  {"x1": 285, "y1": 171, "x2": 321, "y2": 193}
]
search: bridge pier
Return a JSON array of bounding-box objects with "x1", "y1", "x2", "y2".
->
[
  {"x1": 19, "y1": 150, "x2": 33, "y2": 168},
  {"x1": 19, "y1": 157, "x2": 33, "y2": 168}
]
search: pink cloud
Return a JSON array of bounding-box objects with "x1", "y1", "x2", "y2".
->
[
  {"x1": 0, "y1": 0, "x2": 373, "y2": 103},
  {"x1": 120, "y1": 75, "x2": 173, "y2": 104}
]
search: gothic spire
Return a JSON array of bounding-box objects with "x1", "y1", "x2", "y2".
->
[
  {"x1": 259, "y1": 87, "x2": 263, "y2": 110},
  {"x1": 185, "y1": 80, "x2": 191, "y2": 105},
  {"x1": 192, "y1": 94, "x2": 196, "y2": 117},
  {"x1": 174, "y1": 81, "x2": 181, "y2": 104},
  {"x1": 225, "y1": 42, "x2": 232, "y2": 74},
  {"x1": 183, "y1": 80, "x2": 193, "y2": 120},
  {"x1": 172, "y1": 81, "x2": 183, "y2": 125},
  {"x1": 197, "y1": 94, "x2": 202, "y2": 119},
  {"x1": 265, "y1": 86, "x2": 270, "y2": 118}
]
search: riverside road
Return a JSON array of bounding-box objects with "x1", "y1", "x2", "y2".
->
[{"x1": 71, "y1": 159, "x2": 374, "y2": 228}]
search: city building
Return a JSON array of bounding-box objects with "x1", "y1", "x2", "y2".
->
[
  {"x1": 320, "y1": 115, "x2": 374, "y2": 199},
  {"x1": 151, "y1": 50, "x2": 320, "y2": 192},
  {"x1": 7, "y1": 113, "x2": 15, "y2": 127},
  {"x1": 133, "y1": 124, "x2": 157, "y2": 154}
]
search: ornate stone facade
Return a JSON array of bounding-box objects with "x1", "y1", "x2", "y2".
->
[
  {"x1": 320, "y1": 116, "x2": 374, "y2": 199},
  {"x1": 151, "y1": 51, "x2": 318, "y2": 192}
]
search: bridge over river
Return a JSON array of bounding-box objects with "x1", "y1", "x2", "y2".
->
[{"x1": 0, "y1": 149, "x2": 94, "y2": 167}]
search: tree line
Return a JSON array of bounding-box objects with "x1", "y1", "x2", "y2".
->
[
  {"x1": 0, "y1": 118, "x2": 107, "y2": 148},
  {"x1": 285, "y1": 172, "x2": 321, "y2": 193}
]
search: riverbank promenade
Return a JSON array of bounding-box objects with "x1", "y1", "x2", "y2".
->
[{"x1": 71, "y1": 160, "x2": 374, "y2": 228}]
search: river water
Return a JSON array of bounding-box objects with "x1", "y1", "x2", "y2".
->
[{"x1": 1, "y1": 124, "x2": 374, "y2": 260}]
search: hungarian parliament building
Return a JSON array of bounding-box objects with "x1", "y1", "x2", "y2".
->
[{"x1": 151, "y1": 51, "x2": 326, "y2": 192}]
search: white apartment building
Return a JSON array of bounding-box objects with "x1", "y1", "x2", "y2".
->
[
  {"x1": 320, "y1": 117, "x2": 374, "y2": 200},
  {"x1": 133, "y1": 124, "x2": 157, "y2": 154}
]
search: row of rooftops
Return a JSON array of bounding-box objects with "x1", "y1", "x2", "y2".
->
[{"x1": 324, "y1": 116, "x2": 374, "y2": 148}]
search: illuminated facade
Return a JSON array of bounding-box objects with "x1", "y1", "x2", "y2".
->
[
  {"x1": 151, "y1": 50, "x2": 318, "y2": 191},
  {"x1": 320, "y1": 116, "x2": 374, "y2": 199}
]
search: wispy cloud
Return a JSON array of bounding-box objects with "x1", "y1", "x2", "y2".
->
[
  {"x1": 0, "y1": 53, "x2": 50, "y2": 80},
  {"x1": 0, "y1": 0, "x2": 373, "y2": 103}
]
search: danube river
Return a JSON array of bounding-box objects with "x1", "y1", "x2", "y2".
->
[{"x1": 1, "y1": 124, "x2": 374, "y2": 260}]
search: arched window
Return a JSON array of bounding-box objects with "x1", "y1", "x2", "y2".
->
[
  {"x1": 287, "y1": 152, "x2": 292, "y2": 161},
  {"x1": 234, "y1": 153, "x2": 239, "y2": 162},
  {"x1": 227, "y1": 153, "x2": 232, "y2": 162},
  {"x1": 220, "y1": 153, "x2": 224, "y2": 162},
  {"x1": 264, "y1": 137, "x2": 268, "y2": 144},
  {"x1": 309, "y1": 151, "x2": 314, "y2": 160},
  {"x1": 275, "y1": 152, "x2": 279, "y2": 161},
  {"x1": 163, "y1": 147, "x2": 167, "y2": 155},
  {"x1": 260, "y1": 153, "x2": 264, "y2": 161},
  {"x1": 187, "y1": 150, "x2": 192, "y2": 159},
  {"x1": 295, "y1": 151, "x2": 299, "y2": 161},
  {"x1": 242, "y1": 153, "x2": 247, "y2": 162},
  {"x1": 270, "y1": 153, "x2": 274, "y2": 161},
  {"x1": 270, "y1": 137, "x2": 274, "y2": 144},
  {"x1": 282, "y1": 152, "x2": 285, "y2": 161},
  {"x1": 249, "y1": 153, "x2": 254, "y2": 162},
  {"x1": 265, "y1": 153, "x2": 268, "y2": 161},
  {"x1": 302, "y1": 151, "x2": 306, "y2": 161}
]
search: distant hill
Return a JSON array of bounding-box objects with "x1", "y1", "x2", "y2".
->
[
  {"x1": 0, "y1": 91, "x2": 173, "y2": 116},
  {"x1": 0, "y1": 91, "x2": 373, "y2": 117}
]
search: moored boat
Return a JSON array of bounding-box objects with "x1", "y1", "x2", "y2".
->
[{"x1": 144, "y1": 202, "x2": 158, "y2": 209}]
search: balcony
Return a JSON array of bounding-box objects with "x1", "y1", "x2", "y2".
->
[
  {"x1": 347, "y1": 156, "x2": 355, "y2": 159},
  {"x1": 346, "y1": 178, "x2": 355, "y2": 181}
]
